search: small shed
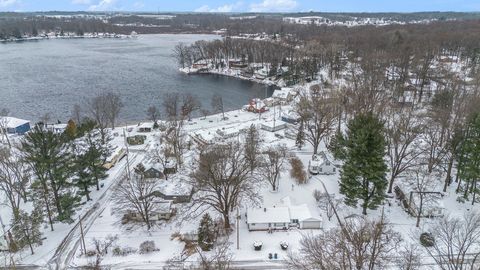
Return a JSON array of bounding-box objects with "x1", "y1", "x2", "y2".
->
[{"x1": 1, "y1": 117, "x2": 31, "y2": 135}]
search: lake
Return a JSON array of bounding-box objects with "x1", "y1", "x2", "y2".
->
[{"x1": 0, "y1": 34, "x2": 275, "y2": 123}]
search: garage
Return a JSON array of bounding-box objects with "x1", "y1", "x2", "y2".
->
[{"x1": 301, "y1": 218, "x2": 322, "y2": 229}]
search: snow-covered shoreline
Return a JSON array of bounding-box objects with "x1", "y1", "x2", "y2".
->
[
  {"x1": 0, "y1": 33, "x2": 137, "y2": 43},
  {"x1": 179, "y1": 66, "x2": 285, "y2": 88}
]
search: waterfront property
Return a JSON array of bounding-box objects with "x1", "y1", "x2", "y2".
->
[{"x1": 0, "y1": 117, "x2": 31, "y2": 135}]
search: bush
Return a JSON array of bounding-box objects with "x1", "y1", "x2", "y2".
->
[
  {"x1": 420, "y1": 233, "x2": 435, "y2": 247},
  {"x1": 112, "y1": 246, "x2": 136, "y2": 257},
  {"x1": 139, "y1": 240, "x2": 158, "y2": 254},
  {"x1": 290, "y1": 156, "x2": 308, "y2": 184}
]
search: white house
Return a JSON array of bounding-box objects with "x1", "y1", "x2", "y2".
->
[
  {"x1": 0, "y1": 117, "x2": 31, "y2": 134},
  {"x1": 125, "y1": 201, "x2": 174, "y2": 222},
  {"x1": 247, "y1": 206, "x2": 291, "y2": 231},
  {"x1": 254, "y1": 67, "x2": 269, "y2": 79},
  {"x1": 308, "y1": 151, "x2": 336, "y2": 175},
  {"x1": 247, "y1": 197, "x2": 322, "y2": 231},
  {"x1": 138, "y1": 122, "x2": 154, "y2": 133}
]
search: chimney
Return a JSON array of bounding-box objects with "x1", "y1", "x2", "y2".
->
[{"x1": 264, "y1": 208, "x2": 266, "y2": 212}]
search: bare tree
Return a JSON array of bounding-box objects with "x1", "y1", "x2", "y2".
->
[
  {"x1": 71, "y1": 104, "x2": 82, "y2": 124},
  {"x1": 172, "y1": 42, "x2": 191, "y2": 69},
  {"x1": 420, "y1": 119, "x2": 447, "y2": 173},
  {"x1": 149, "y1": 143, "x2": 173, "y2": 180},
  {"x1": 385, "y1": 107, "x2": 425, "y2": 193},
  {"x1": 113, "y1": 173, "x2": 161, "y2": 230},
  {"x1": 296, "y1": 89, "x2": 335, "y2": 154},
  {"x1": 0, "y1": 108, "x2": 11, "y2": 148},
  {"x1": 181, "y1": 93, "x2": 201, "y2": 121},
  {"x1": 287, "y1": 214, "x2": 402, "y2": 270},
  {"x1": 104, "y1": 92, "x2": 123, "y2": 129},
  {"x1": 313, "y1": 190, "x2": 340, "y2": 222},
  {"x1": 425, "y1": 212, "x2": 480, "y2": 270},
  {"x1": 259, "y1": 144, "x2": 288, "y2": 192},
  {"x1": 0, "y1": 147, "x2": 30, "y2": 220},
  {"x1": 211, "y1": 94, "x2": 225, "y2": 120},
  {"x1": 195, "y1": 238, "x2": 233, "y2": 270},
  {"x1": 163, "y1": 121, "x2": 185, "y2": 168},
  {"x1": 88, "y1": 235, "x2": 118, "y2": 270},
  {"x1": 189, "y1": 142, "x2": 259, "y2": 229},
  {"x1": 146, "y1": 105, "x2": 160, "y2": 125},
  {"x1": 407, "y1": 168, "x2": 440, "y2": 227},
  {"x1": 394, "y1": 244, "x2": 422, "y2": 270},
  {"x1": 162, "y1": 92, "x2": 181, "y2": 121}
]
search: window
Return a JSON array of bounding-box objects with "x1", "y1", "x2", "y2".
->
[
  {"x1": 292, "y1": 219, "x2": 299, "y2": 224},
  {"x1": 326, "y1": 161, "x2": 330, "y2": 166},
  {"x1": 274, "y1": 223, "x2": 285, "y2": 227}
]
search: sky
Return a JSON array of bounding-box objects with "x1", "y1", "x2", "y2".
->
[{"x1": 0, "y1": 0, "x2": 479, "y2": 13}]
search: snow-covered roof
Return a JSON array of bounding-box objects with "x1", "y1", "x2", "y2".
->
[
  {"x1": 272, "y1": 89, "x2": 289, "y2": 99},
  {"x1": 279, "y1": 196, "x2": 321, "y2": 222},
  {"x1": 138, "y1": 122, "x2": 154, "y2": 129},
  {"x1": 0, "y1": 117, "x2": 30, "y2": 128},
  {"x1": 247, "y1": 207, "x2": 291, "y2": 224},
  {"x1": 289, "y1": 204, "x2": 320, "y2": 222},
  {"x1": 152, "y1": 200, "x2": 173, "y2": 213},
  {"x1": 157, "y1": 176, "x2": 192, "y2": 196}
]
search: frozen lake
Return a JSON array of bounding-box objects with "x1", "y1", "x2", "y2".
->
[{"x1": 0, "y1": 34, "x2": 275, "y2": 123}]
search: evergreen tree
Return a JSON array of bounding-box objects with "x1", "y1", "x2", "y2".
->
[
  {"x1": 338, "y1": 113, "x2": 388, "y2": 215},
  {"x1": 22, "y1": 125, "x2": 78, "y2": 224},
  {"x1": 10, "y1": 208, "x2": 43, "y2": 255},
  {"x1": 328, "y1": 130, "x2": 346, "y2": 160},
  {"x1": 197, "y1": 213, "x2": 216, "y2": 251},
  {"x1": 295, "y1": 120, "x2": 305, "y2": 149},
  {"x1": 457, "y1": 112, "x2": 480, "y2": 205},
  {"x1": 73, "y1": 128, "x2": 109, "y2": 200}
]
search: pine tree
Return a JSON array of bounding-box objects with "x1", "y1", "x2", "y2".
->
[
  {"x1": 73, "y1": 128, "x2": 109, "y2": 200},
  {"x1": 198, "y1": 213, "x2": 215, "y2": 251},
  {"x1": 22, "y1": 125, "x2": 78, "y2": 224},
  {"x1": 338, "y1": 113, "x2": 388, "y2": 215},
  {"x1": 295, "y1": 120, "x2": 305, "y2": 149},
  {"x1": 328, "y1": 130, "x2": 346, "y2": 160},
  {"x1": 457, "y1": 112, "x2": 480, "y2": 205},
  {"x1": 11, "y1": 208, "x2": 43, "y2": 255}
]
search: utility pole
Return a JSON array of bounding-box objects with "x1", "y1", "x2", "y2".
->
[
  {"x1": 123, "y1": 128, "x2": 132, "y2": 179},
  {"x1": 79, "y1": 216, "x2": 86, "y2": 255},
  {"x1": 236, "y1": 207, "x2": 240, "y2": 250}
]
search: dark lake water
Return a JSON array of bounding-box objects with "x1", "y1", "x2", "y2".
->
[{"x1": 0, "y1": 34, "x2": 275, "y2": 123}]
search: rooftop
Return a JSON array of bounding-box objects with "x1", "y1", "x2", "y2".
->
[{"x1": 0, "y1": 117, "x2": 30, "y2": 128}]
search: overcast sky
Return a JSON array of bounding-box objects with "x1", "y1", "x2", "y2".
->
[{"x1": 1, "y1": 0, "x2": 479, "y2": 12}]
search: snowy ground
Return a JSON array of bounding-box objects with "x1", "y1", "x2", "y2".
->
[
  {"x1": 2, "y1": 84, "x2": 477, "y2": 269},
  {"x1": 65, "y1": 106, "x2": 475, "y2": 269}
]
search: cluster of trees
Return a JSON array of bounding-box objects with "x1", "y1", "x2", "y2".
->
[
  {"x1": 0, "y1": 92, "x2": 122, "y2": 255},
  {"x1": 288, "y1": 210, "x2": 480, "y2": 270}
]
